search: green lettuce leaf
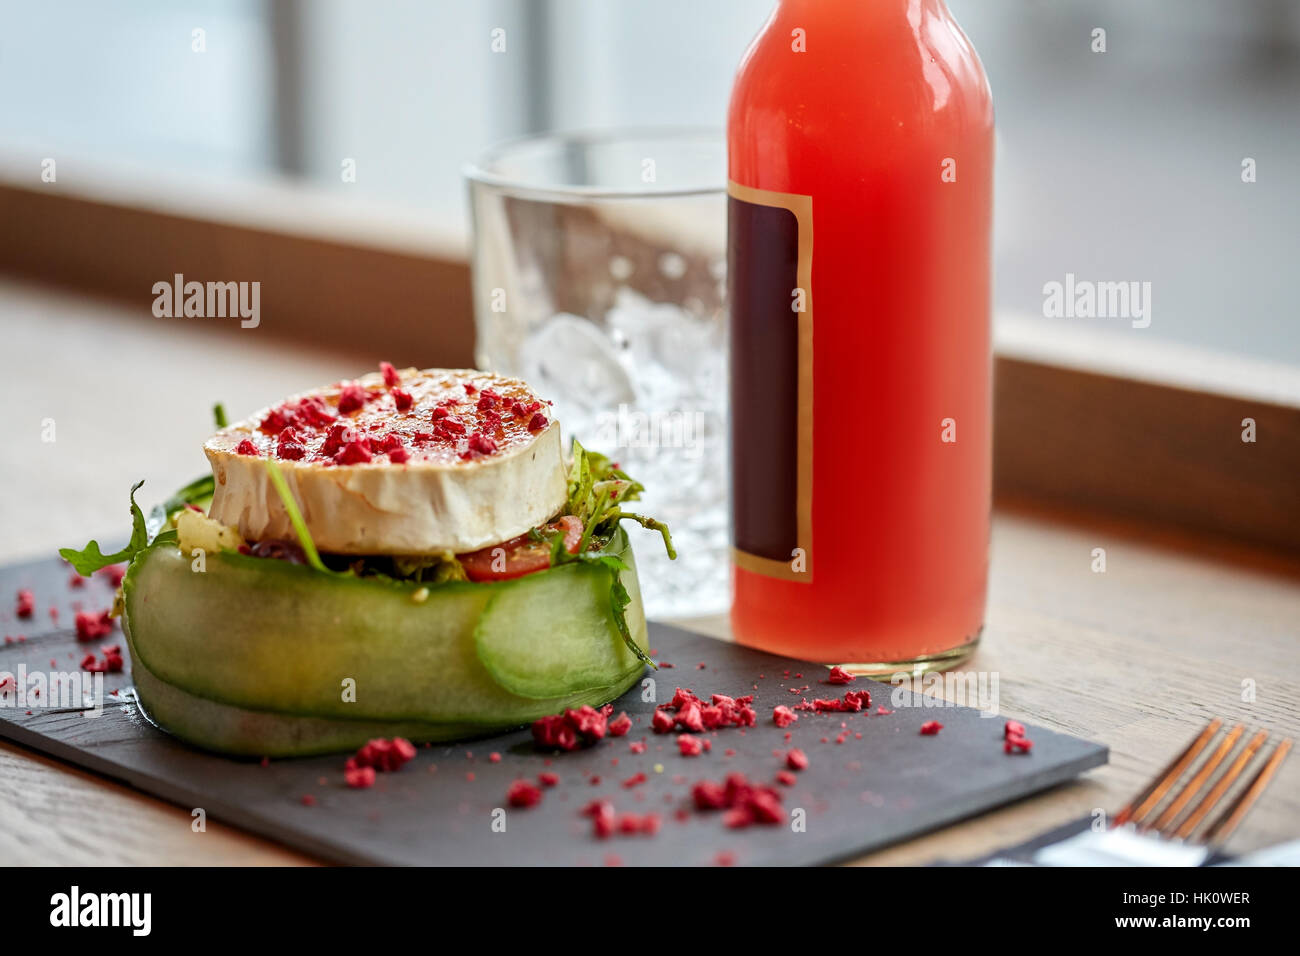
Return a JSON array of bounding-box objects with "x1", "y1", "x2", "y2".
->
[{"x1": 59, "y1": 480, "x2": 151, "y2": 576}]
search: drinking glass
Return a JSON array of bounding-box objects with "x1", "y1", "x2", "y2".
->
[{"x1": 465, "y1": 129, "x2": 727, "y2": 617}]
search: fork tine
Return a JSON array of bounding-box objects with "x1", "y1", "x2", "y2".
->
[
  {"x1": 1114, "y1": 718, "x2": 1221, "y2": 827},
  {"x1": 1147, "y1": 724, "x2": 1245, "y2": 833},
  {"x1": 1202, "y1": 738, "x2": 1293, "y2": 847},
  {"x1": 1169, "y1": 729, "x2": 1268, "y2": 841}
]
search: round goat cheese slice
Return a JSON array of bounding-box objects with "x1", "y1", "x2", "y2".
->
[{"x1": 204, "y1": 367, "x2": 567, "y2": 555}]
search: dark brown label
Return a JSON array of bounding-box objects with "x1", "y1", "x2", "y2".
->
[{"x1": 727, "y1": 182, "x2": 813, "y2": 581}]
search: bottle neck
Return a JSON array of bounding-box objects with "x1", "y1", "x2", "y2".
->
[{"x1": 776, "y1": 0, "x2": 948, "y2": 21}]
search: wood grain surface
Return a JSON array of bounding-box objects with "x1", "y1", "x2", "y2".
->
[{"x1": 1, "y1": 279, "x2": 1297, "y2": 866}]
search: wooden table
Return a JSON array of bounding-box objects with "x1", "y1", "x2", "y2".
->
[{"x1": 3, "y1": 279, "x2": 1297, "y2": 866}]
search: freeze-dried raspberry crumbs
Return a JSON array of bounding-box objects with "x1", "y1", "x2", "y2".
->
[
  {"x1": 80, "y1": 646, "x2": 123, "y2": 673},
  {"x1": 507, "y1": 779, "x2": 543, "y2": 808},
  {"x1": 1005, "y1": 735, "x2": 1034, "y2": 754},
  {"x1": 352, "y1": 737, "x2": 416, "y2": 772},
  {"x1": 608, "y1": 712, "x2": 633, "y2": 737},
  {"x1": 772, "y1": 705, "x2": 798, "y2": 728},
  {"x1": 337, "y1": 382, "x2": 367, "y2": 414},
  {"x1": 344, "y1": 763, "x2": 376, "y2": 789},
  {"x1": 532, "y1": 704, "x2": 614, "y2": 751},
  {"x1": 75, "y1": 609, "x2": 114, "y2": 642}
]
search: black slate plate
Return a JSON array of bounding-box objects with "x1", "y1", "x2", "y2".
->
[{"x1": 0, "y1": 555, "x2": 1106, "y2": 866}]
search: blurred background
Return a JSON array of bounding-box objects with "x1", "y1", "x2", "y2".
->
[{"x1": 4, "y1": 0, "x2": 1299, "y2": 358}]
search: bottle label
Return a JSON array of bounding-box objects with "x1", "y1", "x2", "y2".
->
[{"x1": 728, "y1": 181, "x2": 814, "y2": 582}]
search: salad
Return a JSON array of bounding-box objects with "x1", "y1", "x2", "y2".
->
[{"x1": 61, "y1": 365, "x2": 674, "y2": 757}]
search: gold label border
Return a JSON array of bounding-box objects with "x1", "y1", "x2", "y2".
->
[{"x1": 727, "y1": 179, "x2": 814, "y2": 583}]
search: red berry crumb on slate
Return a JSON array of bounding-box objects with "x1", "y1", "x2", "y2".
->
[
  {"x1": 1004, "y1": 720, "x2": 1034, "y2": 754},
  {"x1": 531, "y1": 704, "x2": 614, "y2": 751},
  {"x1": 353, "y1": 737, "x2": 416, "y2": 772},
  {"x1": 651, "y1": 709, "x2": 676, "y2": 734},
  {"x1": 772, "y1": 705, "x2": 798, "y2": 728},
  {"x1": 344, "y1": 764, "x2": 376, "y2": 789},
  {"x1": 794, "y1": 689, "x2": 871, "y2": 713},
  {"x1": 74, "y1": 610, "x2": 114, "y2": 642},
  {"x1": 607, "y1": 712, "x2": 633, "y2": 737},
  {"x1": 1005, "y1": 735, "x2": 1034, "y2": 754},
  {"x1": 696, "y1": 772, "x2": 785, "y2": 829},
  {"x1": 507, "y1": 779, "x2": 543, "y2": 808},
  {"x1": 80, "y1": 646, "x2": 123, "y2": 673}
]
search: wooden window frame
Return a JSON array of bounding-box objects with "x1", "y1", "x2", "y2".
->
[{"x1": 2, "y1": 173, "x2": 1297, "y2": 556}]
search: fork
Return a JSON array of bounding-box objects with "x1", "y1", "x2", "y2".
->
[{"x1": 1027, "y1": 718, "x2": 1292, "y2": 866}]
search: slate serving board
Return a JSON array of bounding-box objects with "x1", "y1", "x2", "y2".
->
[{"x1": 0, "y1": 554, "x2": 1106, "y2": 866}]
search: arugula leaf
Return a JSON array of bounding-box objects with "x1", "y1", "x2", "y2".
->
[
  {"x1": 263, "y1": 459, "x2": 329, "y2": 574},
  {"x1": 59, "y1": 480, "x2": 151, "y2": 576},
  {"x1": 576, "y1": 486, "x2": 610, "y2": 554},
  {"x1": 561, "y1": 438, "x2": 673, "y2": 562},
  {"x1": 565, "y1": 438, "x2": 595, "y2": 520},
  {"x1": 606, "y1": 510, "x2": 676, "y2": 559},
  {"x1": 543, "y1": 438, "x2": 679, "y2": 669}
]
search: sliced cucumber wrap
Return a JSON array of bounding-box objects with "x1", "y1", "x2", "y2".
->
[
  {"x1": 122, "y1": 526, "x2": 647, "y2": 739},
  {"x1": 474, "y1": 561, "x2": 647, "y2": 699},
  {"x1": 128, "y1": 632, "x2": 487, "y2": 757}
]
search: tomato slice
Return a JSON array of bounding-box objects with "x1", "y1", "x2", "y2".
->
[{"x1": 459, "y1": 515, "x2": 583, "y2": 582}]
